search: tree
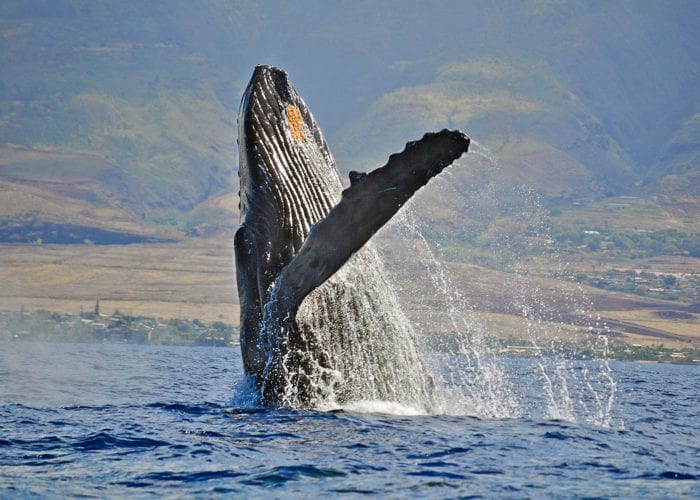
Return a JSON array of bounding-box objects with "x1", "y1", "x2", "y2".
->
[{"x1": 663, "y1": 275, "x2": 677, "y2": 287}]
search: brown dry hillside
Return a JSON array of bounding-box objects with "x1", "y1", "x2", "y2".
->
[
  {"x1": 1, "y1": 233, "x2": 697, "y2": 350},
  {"x1": 0, "y1": 178, "x2": 180, "y2": 243},
  {"x1": 0, "y1": 239, "x2": 237, "y2": 324}
]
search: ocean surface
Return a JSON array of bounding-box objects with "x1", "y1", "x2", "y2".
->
[{"x1": 1, "y1": 341, "x2": 698, "y2": 498}]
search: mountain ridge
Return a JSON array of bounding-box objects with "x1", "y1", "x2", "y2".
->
[{"x1": 0, "y1": 0, "x2": 698, "y2": 240}]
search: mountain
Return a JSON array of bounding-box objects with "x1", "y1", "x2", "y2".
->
[
  {"x1": 0, "y1": 0, "x2": 698, "y2": 241},
  {"x1": 333, "y1": 58, "x2": 633, "y2": 200}
]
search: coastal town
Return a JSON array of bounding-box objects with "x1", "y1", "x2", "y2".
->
[
  {"x1": 2, "y1": 303, "x2": 697, "y2": 364},
  {"x1": 0, "y1": 301, "x2": 238, "y2": 347}
]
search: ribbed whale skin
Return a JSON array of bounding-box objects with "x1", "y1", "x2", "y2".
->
[{"x1": 236, "y1": 65, "x2": 469, "y2": 407}]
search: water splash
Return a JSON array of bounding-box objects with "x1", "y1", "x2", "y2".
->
[
  {"x1": 373, "y1": 146, "x2": 618, "y2": 426},
  {"x1": 259, "y1": 242, "x2": 438, "y2": 412},
  {"x1": 385, "y1": 208, "x2": 521, "y2": 419},
  {"x1": 254, "y1": 140, "x2": 618, "y2": 427},
  {"x1": 401, "y1": 147, "x2": 623, "y2": 427}
]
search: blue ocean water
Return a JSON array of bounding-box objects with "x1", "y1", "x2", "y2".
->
[{"x1": 1, "y1": 341, "x2": 698, "y2": 498}]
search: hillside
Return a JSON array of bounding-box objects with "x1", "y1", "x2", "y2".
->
[
  {"x1": 1, "y1": 1, "x2": 698, "y2": 238},
  {"x1": 1, "y1": 1, "x2": 698, "y2": 351},
  {"x1": 333, "y1": 59, "x2": 634, "y2": 199}
]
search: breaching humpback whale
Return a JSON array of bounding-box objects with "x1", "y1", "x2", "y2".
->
[{"x1": 236, "y1": 65, "x2": 469, "y2": 407}]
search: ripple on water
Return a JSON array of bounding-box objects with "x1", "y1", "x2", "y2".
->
[
  {"x1": 241, "y1": 465, "x2": 348, "y2": 487},
  {"x1": 71, "y1": 431, "x2": 170, "y2": 451},
  {"x1": 1, "y1": 344, "x2": 699, "y2": 498}
]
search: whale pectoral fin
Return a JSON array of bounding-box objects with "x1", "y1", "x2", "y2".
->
[
  {"x1": 267, "y1": 129, "x2": 470, "y2": 322},
  {"x1": 234, "y1": 224, "x2": 266, "y2": 378}
]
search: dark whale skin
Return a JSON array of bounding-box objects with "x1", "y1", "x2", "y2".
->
[{"x1": 235, "y1": 65, "x2": 469, "y2": 405}]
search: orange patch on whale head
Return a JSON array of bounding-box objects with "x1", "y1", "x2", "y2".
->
[{"x1": 285, "y1": 105, "x2": 307, "y2": 142}]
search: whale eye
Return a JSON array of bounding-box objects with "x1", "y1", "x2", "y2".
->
[{"x1": 285, "y1": 105, "x2": 308, "y2": 143}]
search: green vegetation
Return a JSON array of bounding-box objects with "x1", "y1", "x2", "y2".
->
[
  {"x1": 335, "y1": 58, "x2": 634, "y2": 197},
  {"x1": 0, "y1": 2, "x2": 697, "y2": 353},
  {"x1": 564, "y1": 267, "x2": 699, "y2": 303},
  {"x1": 3, "y1": 307, "x2": 697, "y2": 364},
  {"x1": 1, "y1": 1, "x2": 697, "y2": 237},
  {"x1": 0, "y1": 307, "x2": 238, "y2": 347},
  {"x1": 551, "y1": 227, "x2": 700, "y2": 259},
  {"x1": 494, "y1": 334, "x2": 699, "y2": 363},
  {"x1": 424, "y1": 331, "x2": 699, "y2": 364},
  {"x1": 0, "y1": 214, "x2": 175, "y2": 244}
]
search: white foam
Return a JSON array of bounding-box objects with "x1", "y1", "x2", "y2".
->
[{"x1": 338, "y1": 400, "x2": 428, "y2": 417}]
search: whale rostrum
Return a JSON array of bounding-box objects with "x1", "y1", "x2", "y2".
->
[{"x1": 236, "y1": 65, "x2": 470, "y2": 406}]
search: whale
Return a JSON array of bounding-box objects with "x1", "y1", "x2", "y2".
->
[{"x1": 235, "y1": 65, "x2": 470, "y2": 407}]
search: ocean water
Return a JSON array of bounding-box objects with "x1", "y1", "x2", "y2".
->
[{"x1": 1, "y1": 341, "x2": 698, "y2": 498}]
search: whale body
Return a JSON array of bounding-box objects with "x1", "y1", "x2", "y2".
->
[{"x1": 235, "y1": 65, "x2": 469, "y2": 407}]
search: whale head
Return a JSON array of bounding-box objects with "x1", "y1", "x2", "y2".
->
[
  {"x1": 236, "y1": 65, "x2": 344, "y2": 379},
  {"x1": 238, "y1": 65, "x2": 342, "y2": 256}
]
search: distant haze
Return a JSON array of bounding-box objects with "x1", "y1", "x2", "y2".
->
[{"x1": 0, "y1": 0, "x2": 698, "y2": 235}]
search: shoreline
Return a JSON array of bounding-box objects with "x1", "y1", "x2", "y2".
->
[{"x1": 2, "y1": 308, "x2": 697, "y2": 364}]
